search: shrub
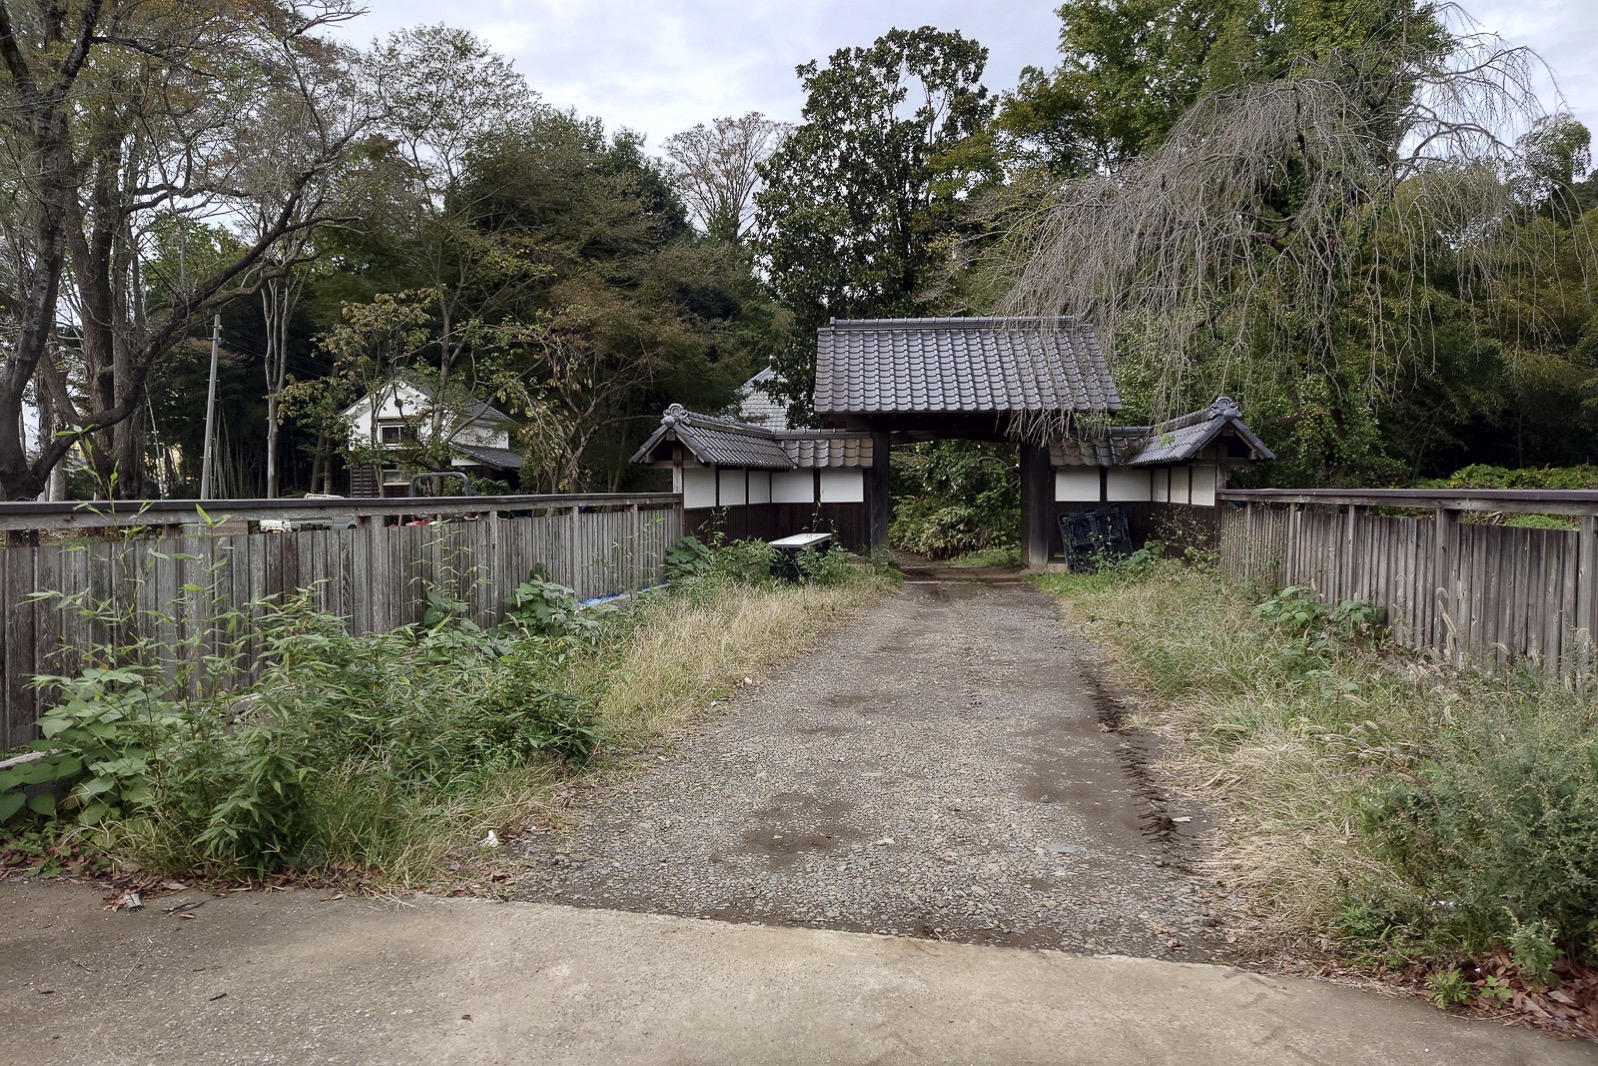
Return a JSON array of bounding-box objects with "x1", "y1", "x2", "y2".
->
[
  {"x1": 501, "y1": 574, "x2": 608, "y2": 640},
  {"x1": 795, "y1": 545, "x2": 854, "y2": 586},
  {"x1": 889, "y1": 441, "x2": 1019, "y2": 558},
  {"x1": 2, "y1": 587, "x2": 600, "y2": 878},
  {"x1": 708, "y1": 538, "x2": 776, "y2": 584},
  {"x1": 664, "y1": 536, "x2": 714, "y2": 581},
  {"x1": 1360, "y1": 704, "x2": 1598, "y2": 963}
]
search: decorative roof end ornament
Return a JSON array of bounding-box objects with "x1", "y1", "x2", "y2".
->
[
  {"x1": 663, "y1": 403, "x2": 686, "y2": 425},
  {"x1": 1209, "y1": 396, "x2": 1241, "y2": 418}
]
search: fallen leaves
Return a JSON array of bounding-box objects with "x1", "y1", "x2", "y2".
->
[
  {"x1": 1401, "y1": 951, "x2": 1598, "y2": 1042},
  {"x1": 106, "y1": 890, "x2": 142, "y2": 912}
]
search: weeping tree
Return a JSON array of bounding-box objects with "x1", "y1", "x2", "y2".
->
[{"x1": 999, "y1": 2, "x2": 1574, "y2": 481}]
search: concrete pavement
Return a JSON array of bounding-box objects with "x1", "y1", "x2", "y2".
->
[{"x1": 2, "y1": 879, "x2": 1591, "y2": 1065}]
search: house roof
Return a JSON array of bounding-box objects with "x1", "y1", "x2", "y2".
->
[
  {"x1": 632, "y1": 405, "x2": 875, "y2": 470},
  {"x1": 339, "y1": 377, "x2": 514, "y2": 427},
  {"x1": 452, "y1": 443, "x2": 523, "y2": 470},
  {"x1": 736, "y1": 365, "x2": 790, "y2": 430},
  {"x1": 1049, "y1": 434, "x2": 1128, "y2": 468},
  {"x1": 813, "y1": 317, "x2": 1121, "y2": 418},
  {"x1": 777, "y1": 431, "x2": 874, "y2": 468},
  {"x1": 1118, "y1": 397, "x2": 1275, "y2": 466}
]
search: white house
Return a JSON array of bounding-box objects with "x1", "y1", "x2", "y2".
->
[{"x1": 341, "y1": 378, "x2": 522, "y2": 496}]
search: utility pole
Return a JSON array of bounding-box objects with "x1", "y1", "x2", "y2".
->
[{"x1": 200, "y1": 315, "x2": 221, "y2": 500}]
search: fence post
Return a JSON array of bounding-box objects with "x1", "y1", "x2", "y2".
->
[
  {"x1": 1342, "y1": 505, "x2": 1359, "y2": 600},
  {"x1": 1434, "y1": 506, "x2": 1459, "y2": 665},
  {"x1": 1578, "y1": 515, "x2": 1596, "y2": 687},
  {"x1": 567, "y1": 503, "x2": 582, "y2": 596},
  {"x1": 483, "y1": 509, "x2": 501, "y2": 621},
  {"x1": 1286, "y1": 503, "x2": 1301, "y2": 585}
]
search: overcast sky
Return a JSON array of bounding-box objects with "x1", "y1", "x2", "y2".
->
[{"x1": 337, "y1": 0, "x2": 1598, "y2": 158}]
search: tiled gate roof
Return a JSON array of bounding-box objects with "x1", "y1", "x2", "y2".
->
[{"x1": 813, "y1": 317, "x2": 1121, "y2": 417}]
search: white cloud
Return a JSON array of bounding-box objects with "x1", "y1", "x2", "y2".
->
[{"x1": 342, "y1": 0, "x2": 1598, "y2": 157}]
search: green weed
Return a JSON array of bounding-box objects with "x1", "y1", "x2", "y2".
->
[{"x1": 1036, "y1": 563, "x2": 1598, "y2": 979}]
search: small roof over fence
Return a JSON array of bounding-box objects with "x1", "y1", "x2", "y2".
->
[
  {"x1": 631, "y1": 404, "x2": 874, "y2": 470},
  {"x1": 1050, "y1": 397, "x2": 1274, "y2": 467},
  {"x1": 1120, "y1": 396, "x2": 1273, "y2": 465},
  {"x1": 813, "y1": 316, "x2": 1121, "y2": 421}
]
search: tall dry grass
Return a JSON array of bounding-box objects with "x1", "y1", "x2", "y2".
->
[
  {"x1": 588, "y1": 570, "x2": 897, "y2": 748},
  {"x1": 1036, "y1": 562, "x2": 1598, "y2": 969}
]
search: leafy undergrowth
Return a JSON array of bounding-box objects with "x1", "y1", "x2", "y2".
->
[
  {"x1": 950, "y1": 544, "x2": 1023, "y2": 569},
  {"x1": 1, "y1": 539, "x2": 892, "y2": 896},
  {"x1": 1035, "y1": 560, "x2": 1598, "y2": 1041}
]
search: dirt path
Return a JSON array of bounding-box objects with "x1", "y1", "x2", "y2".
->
[{"x1": 514, "y1": 574, "x2": 1223, "y2": 960}]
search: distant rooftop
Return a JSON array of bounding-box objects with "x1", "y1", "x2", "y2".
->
[{"x1": 735, "y1": 365, "x2": 790, "y2": 430}]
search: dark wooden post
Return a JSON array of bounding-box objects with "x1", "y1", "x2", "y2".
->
[
  {"x1": 1020, "y1": 443, "x2": 1052, "y2": 569},
  {"x1": 868, "y1": 430, "x2": 891, "y2": 553}
]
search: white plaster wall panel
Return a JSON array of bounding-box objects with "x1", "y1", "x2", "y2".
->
[
  {"x1": 1054, "y1": 467, "x2": 1100, "y2": 502},
  {"x1": 819, "y1": 468, "x2": 865, "y2": 503},
  {"x1": 1191, "y1": 465, "x2": 1217, "y2": 506},
  {"x1": 772, "y1": 470, "x2": 816, "y2": 504},
  {"x1": 1151, "y1": 469, "x2": 1169, "y2": 502},
  {"x1": 1105, "y1": 467, "x2": 1151, "y2": 502},
  {"x1": 683, "y1": 467, "x2": 717, "y2": 509},
  {"x1": 748, "y1": 471, "x2": 771, "y2": 504},
  {"x1": 718, "y1": 468, "x2": 747, "y2": 506},
  {"x1": 1168, "y1": 467, "x2": 1191, "y2": 504}
]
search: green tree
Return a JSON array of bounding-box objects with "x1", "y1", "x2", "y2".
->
[
  {"x1": 362, "y1": 25, "x2": 549, "y2": 445},
  {"x1": 462, "y1": 111, "x2": 766, "y2": 489},
  {"x1": 0, "y1": 0, "x2": 370, "y2": 499},
  {"x1": 753, "y1": 26, "x2": 996, "y2": 418},
  {"x1": 995, "y1": 0, "x2": 1443, "y2": 176}
]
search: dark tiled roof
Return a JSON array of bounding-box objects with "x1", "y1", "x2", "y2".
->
[
  {"x1": 813, "y1": 317, "x2": 1121, "y2": 417},
  {"x1": 631, "y1": 406, "x2": 795, "y2": 469},
  {"x1": 1049, "y1": 434, "x2": 1126, "y2": 467},
  {"x1": 1119, "y1": 397, "x2": 1275, "y2": 466},
  {"x1": 1046, "y1": 399, "x2": 1274, "y2": 467},
  {"x1": 402, "y1": 377, "x2": 513, "y2": 426},
  {"x1": 736, "y1": 366, "x2": 790, "y2": 430},
  {"x1": 452, "y1": 444, "x2": 523, "y2": 470},
  {"x1": 632, "y1": 406, "x2": 875, "y2": 470},
  {"x1": 777, "y1": 432, "x2": 874, "y2": 468}
]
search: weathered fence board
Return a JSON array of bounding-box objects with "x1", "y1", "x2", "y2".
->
[
  {"x1": 1220, "y1": 490, "x2": 1598, "y2": 680},
  {"x1": 0, "y1": 494, "x2": 680, "y2": 748}
]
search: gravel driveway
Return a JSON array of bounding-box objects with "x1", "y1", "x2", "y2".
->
[{"x1": 514, "y1": 574, "x2": 1224, "y2": 960}]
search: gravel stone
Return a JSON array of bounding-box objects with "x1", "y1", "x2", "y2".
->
[{"x1": 514, "y1": 577, "x2": 1225, "y2": 959}]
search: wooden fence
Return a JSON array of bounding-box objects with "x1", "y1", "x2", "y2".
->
[
  {"x1": 0, "y1": 493, "x2": 681, "y2": 748},
  {"x1": 1218, "y1": 489, "x2": 1598, "y2": 679}
]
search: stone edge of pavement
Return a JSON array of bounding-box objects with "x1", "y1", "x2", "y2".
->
[{"x1": 2, "y1": 880, "x2": 1593, "y2": 1065}]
